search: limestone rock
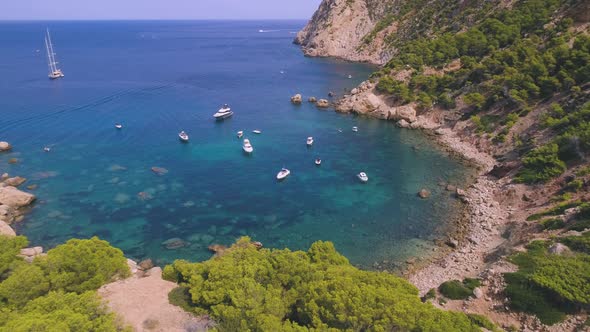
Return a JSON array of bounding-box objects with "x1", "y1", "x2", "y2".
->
[
  {"x1": 4, "y1": 176, "x2": 26, "y2": 187},
  {"x1": 0, "y1": 187, "x2": 36, "y2": 207},
  {"x1": 0, "y1": 142, "x2": 11, "y2": 152},
  {"x1": 127, "y1": 258, "x2": 139, "y2": 274},
  {"x1": 316, "y1": 99, "x2": 330, "y2": 108},
  {"x1": 548, "y1": 243, "x2": 571, "y2": 256},
  {"x1": 391, "y1": 105, "x2": 417, "y2": 123},
  {"x1": 446, "y1": 238, "x2": 459, "y2": 248},
  {"x1": 418, "y1": 189, "x2": 431, "y2": 199},
  {"x1": 20, "y1": 246, "x2": 43, "y2": 257},
  {"x1": 138, "y1": 259, "x2": 154, "y2": 271},
  {"x1": 8, "y1": 158, "x2": 18, "y2": 164},
  {"x1": 397, "y1": 119, "x2": 410, "y2": 128},
  {"x1": 208, "y1": 244, "x2": 227, "y2": 255},
  {"x1": 308, "y1": 96, "x2": 317, "y2": 103},
  {"x1": 290, "y1": 94, "x2": 302, "y2": 105},
  {"x1": 1, "y1": 173, "x2": 8, "y2": 181},
  {"x1": 0, "y1": 220, "x2": 15, "y2": 237},
  {"x1": 473, "y1": 287, "x2": 484, "y2": 299}
]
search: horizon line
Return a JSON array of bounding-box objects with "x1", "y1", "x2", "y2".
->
[{"x1": 0, "y1": 18, "x2": 310, "y2": 22}]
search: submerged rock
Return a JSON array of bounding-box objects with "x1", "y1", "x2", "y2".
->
[
  {"x1": 418, "y1": 189, "x2": 431, "y2": 199},
  {"x1": 151, "y1": 167, "x2": 168, "y2": 175},
  {"x1": 4, "y1": 177, "x2": 26, "y2": 187},
  {"x1": 162, "y1": 238, "x2": 188, "y2": 250},
  {"x1": 0, "y1": 142, "x2": 12, "y2": 152},
  {"x1": 308, "y1": 96, "x2": 317, "y2": 103},
  {"x1": 8, "y1": 158, "x2": 18, "y2": 164},
  {"x1": 290, "y1": 94, "x2": 302, "y2": 105}
]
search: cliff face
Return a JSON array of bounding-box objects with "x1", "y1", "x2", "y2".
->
[{"x1": 295, "y1": 0, "x2": 391, "y2": 64}]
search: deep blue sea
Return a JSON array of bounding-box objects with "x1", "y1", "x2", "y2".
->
[{"x1": 0, "y1": 21, "x2": 473, "y2": 268}]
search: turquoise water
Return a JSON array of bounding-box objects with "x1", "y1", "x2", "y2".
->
[{"x1": 0, "y1": 21, "x2": 472, "y2": 268}]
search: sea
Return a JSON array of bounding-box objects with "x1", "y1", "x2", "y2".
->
[{"x1": 0, "y1": 20, "x2": 474, "y2": 269}]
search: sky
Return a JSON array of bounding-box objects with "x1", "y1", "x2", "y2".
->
[{"x1": 0, "y1": 0, "x2": 321, "y2": 20}]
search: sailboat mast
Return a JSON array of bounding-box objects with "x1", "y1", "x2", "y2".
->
[
  {"x1": 46, "y1": 29, "x2": 58, "y2": 72},
  {"x1": 44, "y1": 35, "x2": 53, "y2": 74}
]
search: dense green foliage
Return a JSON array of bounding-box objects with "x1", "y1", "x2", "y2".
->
[
  {"x1": 438, "y1": 278, "x2": 481, "y2": 300},
  {"x1": 561, "y1": 231, "x2": 590, "y2": 254},
  {"x1": 0, "y1": 236, "x2": 130, "y2": 331},
  {"x1": 164, "y1": 237, "x2": 486, "y2": 331},
  {"x1": 373, "y1": 0, "x2": 589, "y2": 183},
  {"x1": 505, "y1": 239, "x2": 590, "y2": 324}
]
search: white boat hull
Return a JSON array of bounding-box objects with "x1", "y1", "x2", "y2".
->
[{"x1": 277, "y1": 170, "x2": 290, "y2": 180}]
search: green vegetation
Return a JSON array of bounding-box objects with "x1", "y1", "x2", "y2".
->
[
  {"x1": 505, "y1": 239, "x2": 590, "y2": 325},
  {"x1": 373, "y1": 0, "x2": 589, "y2": 184},
  {"x1": 561, "y1": 231, "x2": 590, "y2": 254},
  {"x1": 0, "y1": 235, "x2": 130, "y2": 331},
  {"x1": 164, "y1": 237, "x2": 488, "y2": 331},
  {"x1": 438, "y1": 278, "x2": 481, "y2": 300}
]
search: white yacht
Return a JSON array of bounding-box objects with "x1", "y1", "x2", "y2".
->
[
  {"x1": 179, "y1": 131, "x2": 189, "y2": 142},
  {"x1": 352, "y1": 126, "x2": 359, "y2": 132},
  {"x1": 252, "y1": 130, "x2": 262, "y2": 134},
  {"x1": 357, "y1": 172, "x2": 368, "y2": 183},
  {"x1": 44, "y1": 29, "x2": 64, "y2": 79},
  {"x1": 306, "y1": 137, "x2": 314, "y2": 146},
  {"x1": 237, "y1": 131, "x2": 244, "y2": 138},
  {"x1": 115, "y1": 123, "x2": 123, "y2": 129},
  {"x1": 213, "y1": 104, "x2": 233, "y2": 120},
  {"x1": 243, "y1": 138, "x2": 253, "y2": 153},
  {"x1": 315, "y1": 158, "x2": 322, "y2": 166},
  {"x1": 276, "y1": 168, "x2": 290, "y2": 181}
]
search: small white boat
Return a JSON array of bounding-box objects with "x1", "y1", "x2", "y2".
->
[
  {"x1": 315, "y1": 158, "x2": 322, "y2": 166},
  {"x1": 253, "y1": 130, "x2": 262, "y2": 134},
  {"x1": 338, "y1": 128, "x2": 343, "y2": 133},
  {"x1": 237, "y1": 131, "x2": 244, "y2": 138},
  {"x1": 243, "y1": 139, "x2": 253, "y2": 154},
  {"x1": 43, "y1": 146, "x2": 51, "y2": 152},
  {"x1": 115, "y1": 123, "x2": 123, "y2": 129},
  {"x1": 179, "y1": 131, "x2": 189, "y2": 142},
  {"x1": 213, "y1": 104, "x2": 233, "y2": 120},
  {"x1": 352, "y1": 126, "x2": 359, "y2": 132},
  {"x1": 307, "y1": 137, "x2": 314, "y2": 146},
  {"x1": 348, "y1": 75, "x2": 352, "y2": 79},
  {"x1": 277, "y1": 168, "x2": 290, "y2": 181},
  {"x1": 357, "y1": 172, "x2": 368, "y2": 183}
]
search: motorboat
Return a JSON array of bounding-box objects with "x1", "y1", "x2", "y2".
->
[
  {"x1": 315, "y1": 158, "x2": 322, "y2": 166},
  {"x1": 243, "y1": 138, "x2": 253, "y2": 153},
  {"x1": 352, "y1": 126, "x2": 359, "y2": 132},
  {"x1": 43, "y1": 146, "x2": 51, "y2": 152},
  {"x1": 237, "y1": 130, "x2": 244, "y2": 138},
  {"x1": 276, "y1": 168, "x2": 290, "y2": 181},
  {"x1": 348, "y1": 74, "x2": 352, "y2": 79},
  {"x1": 357, "y1": 172, "x2": 369, "y2": 183},
  {"x1": 115, "y1": 123, "x2": 123, "y2": 129},
  {"x1": 253, "y1": 130, "x2": 262, "y2": 134},
  {"x1": 213, "y1": 104, "x2": 233, "y2": 120},
  {"x1": 179, "y1": 131, "x2": 189, "y2": 142},
  {"x1": 307, "y1": 137, "x2": 314, "y2": 146}
]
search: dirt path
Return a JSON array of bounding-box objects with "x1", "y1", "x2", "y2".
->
[{"x1": 99, "y1": 267, "x2": 211, "y2": 332}]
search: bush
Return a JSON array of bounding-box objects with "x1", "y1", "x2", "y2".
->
[
  {"x1": 0, "y1": 236, "x2": 27, "y2": 280},
  {"x1": 560, "y1": 232, "x2": 590, "y2": 254},
  {"x1": 43, "y1": 237, "x2": 130, "y2": 293},
  {"x1": 515, "y1": 144, "x2": 566, "y2": 183},
  {"x1": 438, "y1": 278, "x2": 480, "y2": 300},
  {"x1": 164, "y1": 237, "x2": 483, "y2": 331},
  {"x1": 540, "y1": 218, "x2": 565, "y2": 230}
]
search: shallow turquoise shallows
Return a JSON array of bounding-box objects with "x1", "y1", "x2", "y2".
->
[{"x1": 0, "y1": 21, "x2": 473, "y2": 268}]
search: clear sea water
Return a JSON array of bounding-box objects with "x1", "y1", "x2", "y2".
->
[{"x1": 0, "y1": 21, "x2": 473, "y2": 268}]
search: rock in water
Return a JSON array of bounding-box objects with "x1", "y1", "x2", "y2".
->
[
  {"x1": 418, "y1": 189, "x2": 431, "y2": 199},
  {"x1": 308, "y1": 96, "x2": 317, "y2": 103},
  {"x1": 397, "y1": 119, "x2": 410, "y2": 128},
  {"x1": 0, "y1": 187, "x2": 36, "y2": 207},
  {"x1": 0, "y1": 220, "x2": 15, "y2": 237},
  {"x1": 290, "y1": 94, "x2": 302, "y2": 105},
  {"x1": 138, "y1": 259, "x2": 154, "y2": 271},
  {"x1": 0, "y1": 142, "x2": 12, "y2": 152},
  {"x1": 151, "y1": 167, "x2": 168, "y2": 175},
  {"x1": 316, "y1": 99, "x2": 330, "y2": 108},
  {"x1": 8, "y1": 158, "x2": 18, "y2": 164},
  {"x1": 162, "y1": 238, "x2": 188, "y2": 250},
  {"x1": 4, "y1": 177, "x2": 26, "y2": 187}
]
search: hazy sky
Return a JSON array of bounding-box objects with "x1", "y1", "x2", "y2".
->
[{"x1": 1, "y1": 0, "x2": 321, "y2": 20}]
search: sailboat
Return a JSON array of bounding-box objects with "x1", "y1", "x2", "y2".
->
[{"x1": 45, "y1": 29, "x2": 64, "y2": 80}]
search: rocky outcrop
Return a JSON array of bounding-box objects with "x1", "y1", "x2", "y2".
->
[
  {"x1": 0, "y1": 142, "x2": 12, "y2": 152},
  {"x1": 295, "y1": 0, "x2": 391, "y2": 64},
  {"x1": 316, "y1": 99, "x2": 330, "y2": 108},
  {"x1": 0, "y1": 186, "x2": 36, "y2": 208},
  {"x1": 0, "y1": 220, "x2": 15, "y2": 237},
  {"x1": 291, "y1": 94, "x2": 303, "y2": 105},
  {"x1": 4, "y1": 176, "x2": 26, "y2": 187},
  {"x1": 336, "y1": 81, "x2": 417, "y2": 123},
  {"x1": 161, "y1": 238, "x2": 188, "y2": 250},
  {"x1": 418, "y1": 189, "x2": 431, "y2": 199},
  {"x1": 308, "y1": 96, "x2": 317, "y2": 103}
]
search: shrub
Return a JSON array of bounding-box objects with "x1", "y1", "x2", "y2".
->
[
  {"x1": 164, "y1": 237, "x2": 482, "y2": 331},
  {"x1": 438, "y1": 278, "x2": 480, "y2": 300},
  {"x1": 464, "y1": 92, "x2": 486, "y2": 109},
  {"x1": 540, "y1": 218, "x2": 565, "y2": 230},
  {"x1": 0, "y1": 236, "x2": 28, "y2": 280},
  {"x1": 43, "y1": 237, "x2": 130, "y2": 293},
  {"x1": 560, "y1": 232, "x2": 590, "y2": 254},
  {"x1": 515, "y1": 144, "x2": 566, "y2": 183}
]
